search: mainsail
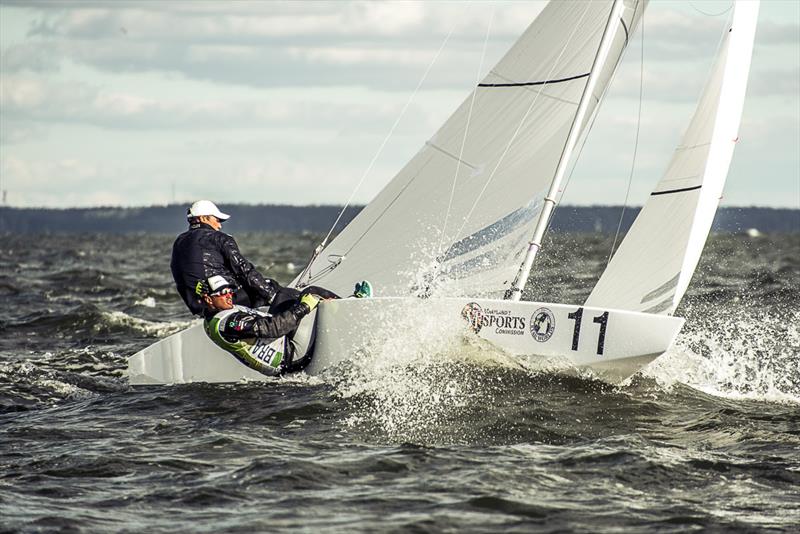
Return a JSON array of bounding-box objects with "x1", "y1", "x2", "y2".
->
[
  {"x1": 585, "y1": 1, "x2": 759, "y2": 315},
  {"x1": 297, "y1": 0, "x2": 645, "y2": 298}
]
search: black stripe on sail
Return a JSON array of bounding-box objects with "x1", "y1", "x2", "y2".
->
[
  {"x1": 478, "y1": 72, "x2": 590, "y2": 88},
  {"x1": 620, "y1": 18, "x2": 629, "y2": 45},
  {"x1": 651, "y1": 185, "x2": 702, "y2": 196}
]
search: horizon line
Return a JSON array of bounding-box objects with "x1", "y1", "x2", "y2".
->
[{"x1": 1, "y1": 203, "x2": 797, "y2": 211}]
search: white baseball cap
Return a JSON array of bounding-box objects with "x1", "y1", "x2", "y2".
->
[
  {"x1": 205, "y1": 275, "x2": 236, "y2": 295},
  {"x1": 187, "y1": 200, "x2": 230, "y2": 221}
]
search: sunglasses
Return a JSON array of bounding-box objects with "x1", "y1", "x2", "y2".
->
[{"x1": 210, "y1": 288, "x2": 234, "y2": 296}]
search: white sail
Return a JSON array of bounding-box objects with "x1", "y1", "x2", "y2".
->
[
  {"x1": 297, "y1": 0, "x2": 645, "y2": 298},
  {"x1": 585, "y1": 1, "x2": 759, "y2": 315}
]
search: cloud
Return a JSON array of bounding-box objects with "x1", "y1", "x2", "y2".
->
[
  {"x1": 16, "y1": 1, "x2": 537, "y2": 42},
  {"x1": 1, "y1": 75, "x2": 435, "y2": 132},
  {"x1": 0, "y1": 1, "x2": 796, "y2": 208},
  {"x1": 0, "y1": 148, "x2": 378, "y2": 207},
  {"x1": 757, "y1": 19, "x2": 800, "y2": 46},
  {"x1": 2, "y1": 2, "x2": 542, "y2": 90},
  {"x1": 0, "y1": 155, "x2": 109, "y2": 206},
  {"x1": 750, "y1": 67, "x2": 800, "y2": 97},
  {"x1": 4, "y1": 1, "x2": 793, "y2": 97},
  {"x1": 0, "y1": 120, "x2": 48, "y2": 145}
]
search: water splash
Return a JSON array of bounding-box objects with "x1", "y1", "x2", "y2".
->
[
  {"x1": 319, "y1": 297, "x2": 593, "y2": 444},
  {"x1": 134, "y1": 296, "x2": 157, "y2": 308},
  {"x1": 320, "y1": 298, "x2": 520, "y2": 442},
  {"x1": 330, "y1": 336, "x2": 515, "y2": 443},
  {"x1": 642, "y1": 301, "x2": 799, "y2": 404}
]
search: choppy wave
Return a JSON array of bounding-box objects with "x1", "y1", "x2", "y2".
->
[{"x1": 1, "y1": 232, "x2": 797, "y2": 532}]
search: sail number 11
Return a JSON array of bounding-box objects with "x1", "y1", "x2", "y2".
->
[{"x1": 567, "y1": 307, "x2": 609, "y2": 355}]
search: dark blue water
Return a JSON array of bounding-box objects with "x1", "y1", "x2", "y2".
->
[{"x1": 1, "y1": 232, "x2": 798, "y2": 532}]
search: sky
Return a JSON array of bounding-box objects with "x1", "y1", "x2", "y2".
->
[{"x1": 0, "y1": 0, "x2": 798, "y2": 209}]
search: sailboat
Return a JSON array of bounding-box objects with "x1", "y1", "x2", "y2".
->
[{"x1": 127, "y1": 0, "x2": 759, "y2": 385}]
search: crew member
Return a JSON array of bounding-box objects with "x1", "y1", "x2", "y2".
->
[
  {"x1": 171, "y1": 200, "x2": 281, "y2": 315},
  {"x1": 199, "y1": 275, "x2": 323, "y2": 376}
]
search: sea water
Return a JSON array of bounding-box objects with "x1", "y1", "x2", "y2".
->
[{"x1": 1, "y1": 232, "x2": 798, "y2": 532}]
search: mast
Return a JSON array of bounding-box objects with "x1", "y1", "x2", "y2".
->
[{"x1": 505, "y1": 0, "x2": 627, "y2": 301}]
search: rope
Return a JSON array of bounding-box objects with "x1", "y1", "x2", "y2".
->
[
  {"x1": 435, "y1": 6, "x2": 496, "y2": 258},
  {"x1": 608, "y1": 5, "x2": 644, "y2": 263}
]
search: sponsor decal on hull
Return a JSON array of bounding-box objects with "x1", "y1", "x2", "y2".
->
[
  {"x1": 530, "y1": 307, "x2": 555, "y2": 342},
  {"x1": 460, "y1": 302, "x2": 527, "y2": 336}
]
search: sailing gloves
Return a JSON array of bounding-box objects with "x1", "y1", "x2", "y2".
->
[{"x1": 299, "y1": 293, "x2": 320, "y2": 313}]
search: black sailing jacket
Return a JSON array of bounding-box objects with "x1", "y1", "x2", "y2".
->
[{"x1": 171, "y1": 222, "x2": 280, "y2": 315}]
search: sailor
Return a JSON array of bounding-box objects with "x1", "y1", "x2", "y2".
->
[
  {"x1": 171, "y1": 200, "x2": 281, "y2": 315},
  {"x1": 199, "y1": 275, "x2": 324, "y2": 376}
]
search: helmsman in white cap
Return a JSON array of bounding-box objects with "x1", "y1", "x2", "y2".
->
[{"x1": 170, "y1": 200, "x2": 282, "y2": 315}]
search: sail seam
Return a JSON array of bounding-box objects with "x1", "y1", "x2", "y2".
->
[
  {"x1": 675, "y1": 141, "x2": 713, "y2": 151},
  {"x1": 651, "y1": 185, "x2": 702, "y2": 196},
  {"x1": 478, "y1": 72, "x2": 590, "y2": 87},
  {"x1": 425, "y1": 141, "x2": 478, "y2": 170}
]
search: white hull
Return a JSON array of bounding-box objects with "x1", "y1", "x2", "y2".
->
[{"x1": 127, "y1": 297, "x2": 683, "y2": 385}]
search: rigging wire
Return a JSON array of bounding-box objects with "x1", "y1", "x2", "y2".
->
[
  {"x1": 607, "y1": 8, "x2": 645, "y2": 263},
  {"x1": 435, "y1": 6, "x2": 496, "y2": 260},
  {"x1": 688, "y1": 0, "x2": 733, "y2": 17},
  {"x1": 295, "y1": 10, "x2": 464, "y2": 286}
]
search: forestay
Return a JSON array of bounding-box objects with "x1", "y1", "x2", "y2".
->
[
  {"x1": 296, "y1": 0, "x2": 645, "y2": 299},
  {"x1": 586, "y1": 1, "x2": 759, "y2": 315}
]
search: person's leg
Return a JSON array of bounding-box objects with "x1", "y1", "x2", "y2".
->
[{"x1": 277, "y1": 285, "x2": 340, "y2": 374}]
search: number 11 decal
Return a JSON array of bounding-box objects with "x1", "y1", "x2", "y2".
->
[
  {"x1": 567, "y1": 307, "x2": 609, "y2": 355},
  {"x1": 593, "y1": 311, "x2": 608, "y2": 355}
]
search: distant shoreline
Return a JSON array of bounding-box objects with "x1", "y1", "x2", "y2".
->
[{"x1": 1, "y1": 204, "x2": 798, "y2": 234}]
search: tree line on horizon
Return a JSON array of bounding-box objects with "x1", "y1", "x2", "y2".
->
[{"x1": 0, "y1": 204, "x2": 797, "y2": 234}]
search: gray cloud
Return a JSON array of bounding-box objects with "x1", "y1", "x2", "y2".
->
[
  {"x1": 0, "y1": 75, "x2": 442, "y2": 134},
  {"x1": 750, "y1": 66, "x2": 800, "y2": 97},
  {"x1": 0, "y1": 120, "x2": 48, "y2": 145},
  {"x1": 0, "y1": 2, "x2": 536, "y2": 90},
  {"x1": 3, "y1": 2, "x2": 795, "y2": 96},
  {"x1": 757, "y1": 19, "x2": 800, "y2": 45},
  {"x1": 1, "y1": 41, "x2": 62, "y2": 72}
]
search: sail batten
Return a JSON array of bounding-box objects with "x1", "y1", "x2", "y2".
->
[
  {"x1": 478, "y1": 72, "x2": 591, "y2": 87},
  {"x1": 651, "y1": 185, "x2": 703, "y2": 196}
]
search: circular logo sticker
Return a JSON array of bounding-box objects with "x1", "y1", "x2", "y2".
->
[
  {"x1": 530, "y1": 307, "x2": 555, "y2": 342},
  {"x1": 461, "y1": 302, "x2": 484, "y2": 334}
]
